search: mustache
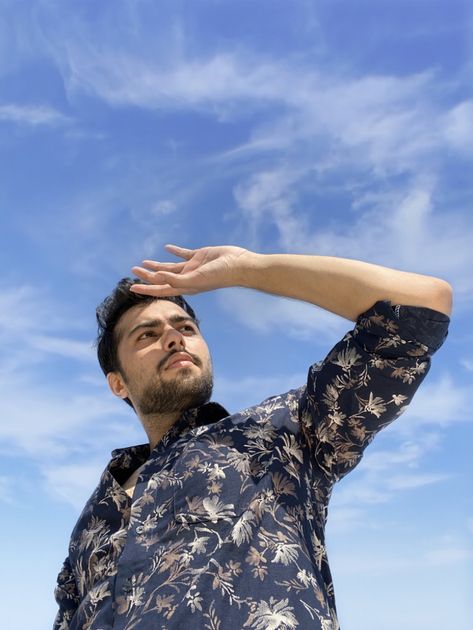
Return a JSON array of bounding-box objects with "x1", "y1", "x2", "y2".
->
[{"x1": 158, "y1": 350, "x2": 202, "y2": 371}]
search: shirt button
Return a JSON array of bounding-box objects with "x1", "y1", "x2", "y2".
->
[{"x1": 123, "y1": 578, "x2": 133, "y2": 594}]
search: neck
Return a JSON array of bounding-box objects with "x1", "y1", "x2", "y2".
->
[{"x1": 139, "y1": 411, "x2": 182, "y2": 451}]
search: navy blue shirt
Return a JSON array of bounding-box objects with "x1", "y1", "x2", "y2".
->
[{"x1": 53, "y1": 300, "x2": 450, "y2": 630}]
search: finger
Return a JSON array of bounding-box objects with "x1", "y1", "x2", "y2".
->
[
  {"x1": 141, "y1": 260, "x2": 187, "y2": 272},
  {"x1": 131, "y1": 267, "x2": 169, "y2": 284},
  {"x1": 132, "y1": 268, "x2": 194, "y2": 288},
  {"x1": 164, "y1": 244, "x2": 195, "y2": 260},
  {"x1": 129, "y1": 283, "x2": 184, "y2": 297},
  {"x1": 147, "y1": 270, "x2": 188, "y2": 287}
]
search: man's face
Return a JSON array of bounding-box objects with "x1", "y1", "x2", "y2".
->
[{"x1": 108, "y1": 299, "x2": 213, "y2": 416}]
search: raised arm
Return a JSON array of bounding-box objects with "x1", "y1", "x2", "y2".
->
[{"x1": 130, "y1": 244, "x2": 453, "y2": 320}]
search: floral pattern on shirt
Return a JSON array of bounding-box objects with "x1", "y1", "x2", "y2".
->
[{"x1": 53, "y1": 300, "x2": 450, "y2": 630}]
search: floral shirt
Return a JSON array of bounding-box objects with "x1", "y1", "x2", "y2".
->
[{"x1": 54, "y1": 300, "x2": 450, "y2": 630}]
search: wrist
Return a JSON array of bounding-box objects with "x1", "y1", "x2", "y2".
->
[{"x1": 233, "y1": 251, "x2": 266, "y2": 288}]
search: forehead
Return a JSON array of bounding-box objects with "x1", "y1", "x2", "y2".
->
[{"x1": 116, "y1": 299, "x2": 192, "y2": 339}]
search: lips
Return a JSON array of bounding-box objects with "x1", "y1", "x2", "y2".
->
[{"x1": 165, "y1": 352, "x2": 194, "y2": 370}]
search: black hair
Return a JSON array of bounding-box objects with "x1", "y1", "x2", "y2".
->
[{"x1": 95, "y1": 278, "x2": 199, "y2": 407}]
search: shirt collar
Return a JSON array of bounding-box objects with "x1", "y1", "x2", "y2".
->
[{"x1": 110, "y1": 400, "x2": 230, "y2": 464}]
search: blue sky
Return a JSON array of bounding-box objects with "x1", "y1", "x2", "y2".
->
[{"x1": 1, "y1": 1, "x2": 472, "y2": 628}]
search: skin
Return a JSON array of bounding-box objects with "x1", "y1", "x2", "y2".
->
[
  {"x1": 114, "y1": 243, "x2": 452, "y2": 496},
  {"x1": 130, "y1": 243, "x2": 453, "y2": 319},
  {"x1": 107, "y1": 299, "x2": 213, "y2": 455}
]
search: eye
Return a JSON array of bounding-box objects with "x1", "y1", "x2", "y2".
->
[
  {"x1": 181, "y1": 324, "x2": 197, "y2": 334},
  {"x1": 137, "y1": 330, "x2": 157, "y2": 340}
]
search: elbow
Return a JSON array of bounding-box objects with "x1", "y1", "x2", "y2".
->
[{"x1": 427, "y1": 279, "x2": 453, "y2": 318}]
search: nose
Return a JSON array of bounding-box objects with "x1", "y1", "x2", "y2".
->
[{"x1": 162, "y1": 326, "x2": 186, "y2": 352}]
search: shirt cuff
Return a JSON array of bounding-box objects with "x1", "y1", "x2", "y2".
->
[{"x1": 355, "y1": 299, "x2": 450, "y2": 357}]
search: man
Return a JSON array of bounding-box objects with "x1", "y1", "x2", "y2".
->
[{"x1": 53, "y1": 243, "x2": 452, "y2": 629}]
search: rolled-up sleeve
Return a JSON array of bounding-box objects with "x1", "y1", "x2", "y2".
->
[
  {"x1": 53, "y1": 556, "x2": 80, "y2": 630},
  {"x1": 300, "y1": 299, "x2": 450, "y2": 484}
]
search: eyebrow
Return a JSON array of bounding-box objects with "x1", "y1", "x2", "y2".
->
[{"x1": 126, "y1": 315, "x2": 198, "y2": 339}]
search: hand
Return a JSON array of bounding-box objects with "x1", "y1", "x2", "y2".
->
[{"x1": 130, "y1": 244, "x2": 254, "y2": 297}]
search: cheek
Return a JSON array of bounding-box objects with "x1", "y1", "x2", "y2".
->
[
  {"x1": 202, "y1": 347, "x2": 213, "y2": 369},
  {"x1": 194, "y1": 340, "x2": 211, "y2": 364},
  {"x1": 124, "y1": 351, "x2": 161, "y2": 377}
]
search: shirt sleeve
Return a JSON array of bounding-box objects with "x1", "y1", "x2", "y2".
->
[
  {"x1": 53, "y1": 556, "x2": 80, "y2": 630},
  {"x1": 299, "y1": 299, "x2": 450, "y2": 484}
]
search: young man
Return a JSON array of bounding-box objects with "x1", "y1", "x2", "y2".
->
[{"x1": 53, "y1": 244, "x2": 452, "y2": 630}]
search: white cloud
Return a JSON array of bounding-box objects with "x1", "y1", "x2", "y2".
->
[
  {"x1": 443, "y1": 100, "x2": 473, "y2": 152},
  {"x1": 214, "y1": 371, "x2": 306, "y2": 413},
  {"x1": 0, "y1": 365, "x2": 143, "y2": 507},
  {"x1": 233, "y1": 172, "x2": 473, "y2": 307},
  {"x1": 29, "y1": 334, "x2": 95, "y2": 361},
  {"x1": 32, "y1": 21, "x2": 473, "y2": 308},
  {"x1": 333, "y1": 482, "x2": 391, "y2": 507},
  {"x1": 424, "y1": 544, "x2": 473, "y2": 567},
  {"x1": 218, "y1": 287, "x2": 346, "y2": 339},
  {"x1": 0, "y1": 285, "x2": 96, "y2": 379},
  {"x1": 330, "y1": 537, "x2": 473, "y2": 576},
  {"x1": 385, "y1": 472, "x2": 452, "y2": 490},
  {"x1": 50, "y1": 41, "x2": 447, "y2": 175},
  {"x1": 329, "y1": 426, "x2": 453, "y2": 528},
  {"x1": 42, "y1": 461, "x2": 106, "y2": 510},
  {"x1": 0, "y1": 103, "x2": 69, "y2": 126},
  {"x1": 0, "y1": 380, "x2": 128, "y2": 455},
  {"x1": 331, "y1": 466, "x2": 450, "y2": 514},
  {"x1": 360, "y1": 433, "x2": 442, "y2": 473},
  {"x1": 60, "y1": 49, "x2": 288, "y2": 113},
  {"x1": 45, "y1": 33, "x2": 470, "y2": 172},
  {"x1": 326, "y1": 505, "x2": 368, "y2": 534},
  {"x1": 460, "y1": 358, "x2": 473, "y2": 372},
  {"x1": 0, "y1": 286, "x2": 59, "y2": 333},
  {"x1": 233, "y1": 165, "x2": 311, "y2": 250},
  {"x1": 399, "y1": 373, "x2": 473, "y2": 428},
  {"x1": 0, "y1": 284, "x2": 139, "y2": 458}
]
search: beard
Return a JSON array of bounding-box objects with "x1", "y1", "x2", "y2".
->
[
  {"x1": 126, "y1": 359, "x2": 214, "y2": 416},
  {"x1": 139, "y1": 368, "x2": 213, "y2": 415}
]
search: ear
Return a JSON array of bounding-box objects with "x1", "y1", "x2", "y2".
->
[{"x1": 106, "y1": 371, "x2": 129, "y2": 400}]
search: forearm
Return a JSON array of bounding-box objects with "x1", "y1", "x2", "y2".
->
[{"x1": 237, "y1": 253, "x2": 453, "y2": 321}]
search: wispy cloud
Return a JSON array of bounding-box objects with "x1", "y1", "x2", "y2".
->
[
  {"x1": 0, "y1": 378, "x2": 129, "y2": 455},
  {"x1": 218, "y1": 288, "x2": 345, "y2": 339},
  {"x1": 332, "y1": 467, "x2": 451, "y2": 514},
  {"x1": 0, "y1": 284, "x2": 138, "y2": 457},
  {"x1": 29, "y1": 15, "x2": 473, "y2": 309},
  {"x1": 49, "y1": 41, "x2": 473, "y2": 175},
  {"x1": 360, "y1": 432, "x2": 442, "y2": 473},
  {"x1": 443, "y1": 100, "x2": 473, "y2": 152},
  {"x1": 423, "y1": 542, "x2": 473, "y2": 567},
  {"x1": 0, "y1": 103, "x2": 69, "y2": 126},
  {"x1": 385, "y1": 472, "x2": 452, "y2": 491},
  {"x1": 214, "y1": 371, "x2": 306, "y2": 413},
  {"x1": 0, "y1": 365, "x2": 142, "y2": 506},
  {"x1": 233, "y1": 171, "x2": 473, "y2": 306},
  {"x1": 42, "y1": 460, "x2": 108, "y2": 510},
  {"x1": 37, "y1": 14, "x2": 471, "y2": 167},
  {"x1": 0, "y1": 286, "x2": 94, "y2": 373},
  {"x1": 460, "y1": 358, "x2": 473, "y2": 372},
  {"x1": 398, "y1": 373, "x2": 472, "y2": 428},
  {"x1": 29, "y1": 334, "x2": 95, "y2": 361},
  {"x1": 329, "y1": 415, "x2": 460, "y2": 531},
  {"x1": 330, "y1": 536, "x2": 473, "y2": 576}
]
